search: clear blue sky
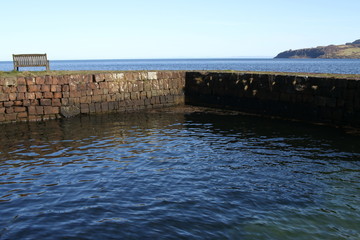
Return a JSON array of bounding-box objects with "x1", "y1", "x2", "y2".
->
[{"x1": 1, "y1": 0, "x2": 359, "y2": 60}]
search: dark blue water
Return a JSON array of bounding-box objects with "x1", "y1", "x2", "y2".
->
[
  {"x1": 1, "y1": 58, "x2": 360, "y2": 74},
  {"x1": 1, "y1": 106, "x2": 360, "y2": 239}
]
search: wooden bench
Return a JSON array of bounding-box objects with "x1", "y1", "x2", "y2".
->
[{"x1": 13, "y1": 54, "x2": 50, "y2": 71}]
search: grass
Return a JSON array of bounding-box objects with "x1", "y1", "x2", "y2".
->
[
  {"x1": 0, "y1": 70, "x2": 360, "y2": 80},
  {"x1": 0, "y1": 70, "x2": 139, "y2": 77},
  {"x1": 205, "y1": 70, "x2": 360, "y2": 80},
  {"x1": 338, "y1": 47, "x2": 360, "y2": 57},
  {"x1": 325, "y1": 45, "x2": 360, "y2": 58}
]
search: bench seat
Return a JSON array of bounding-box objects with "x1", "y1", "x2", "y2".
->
[{"x1": 13, "y1": 54, "x2": 50, "y2": 71}]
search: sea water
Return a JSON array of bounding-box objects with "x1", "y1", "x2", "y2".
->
[
  {"x1": 1, "y1": 58, "x2": 360, "y2": 74},
  {"x1": 1, "y1": 106, "x2": 359, "y2": 239}
]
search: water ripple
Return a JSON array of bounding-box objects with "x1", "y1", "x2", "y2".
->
[{"x1": 0, "y1": 107, "x2": 360, "y2": 239}]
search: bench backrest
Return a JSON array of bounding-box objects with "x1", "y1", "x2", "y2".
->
[{"x1": 13, "y1": 54, "x2": 50, "y2": 71}]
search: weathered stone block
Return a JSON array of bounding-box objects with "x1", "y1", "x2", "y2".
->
[
  {"x1": 325, "y1": 97, "x2": 337, "y2": 108},
  {"x1": 61, "y1": 98, "x2": 69, "y2": 106},
  {"x1": 91, "y1": 95, "x2": 101, "y2": 103},
  {"x1": 102, "y1": 89, "x2": 109, "y2": 95},
  {"x1": 95, "y1": 103, "x2": 102, "y2": 113},
  {"x1": 44, "y1": 106, "x2": 59, "y2": 115},
  {"x1": 52, "y1": 99, "x2": 62, "y2": 107},
  {"x1": 115, "y1": 93, "x2": 124, "y2": 101},
  {"x1": 35, "y1": 77, "x2": 45, "y2": 85},
  {"x1": 14, "y1": 107, "x2": 26, "y2": 112},
  {"x1": 106, "y1": 95, "x2": 115, "y2": 102},
  {"x1": 28, "y1": 106, "x2": 36, "y2": 115},
  {"x1": 5, "y1": 107, "x2": 14, "y2": 113},
  {"x1": 101, "y1": 95, "x2": 107, "y2": 102},
  {"x1": 0, "y1": 93, "x2": 9, "y2": 101},
  {"x1": 28, "y1": 85, "x2": 40, "y2": 92},
  {"x1": 69, "y1": 98, "x2": 80, "y2": 105},
  {"x1": 84, "y1": 89, "x2": 92, "y2": 96},
  {"x1": 22, "y1": 100, "x2": 31, "y2": 107},
  {"x1": 28, "y1": 115, "x2": 42, "y2": 122},
  {"x1": 101, "y1": 102, "x2": 109, "y2": 111},
  {"x1": 80, "y1": 104, "x2": 89, "y2": 113},
  {"x1": 124, "y1": 93, "x2": 130, "y2": 100},
  {"x1": 53, "y1": 92, "x2": 62, "y2": 99},
  {"x1": 131, "y1": 92, "x2": 139, "y2": 100},
  {"x1": 80, "y1": 96, "x2": 92, "y2": 104},
  {"x1": 140, "y1": 91, "x2": 147, "y2": 99},
  {"x1": 154, "y1": 79, "x2": 161, "y2": 90},
  {"x1": 35, "y1": 92, "x2": 43, "y2": 99},
  {"x1": 139, "y1": 72, "x2": 147, "y2": 80},
  {"x1": 25, "y1": 92, "x2": 36, "y2": 100},
  {"x1": 148, "y1": 72, "x2": 157, "y2": 80},
  {"x1": 51, "y1": 85, "x2": 62, "y2": 92},
  {"x1": 17, "y1": 85, "x2": 27, "y2": 93},
  {"x1": 60, "y1": 105, "x2": 80, "y2": 118},
  {"x1": 36, "y1": 106, "x2": 44, "y2": 114},
  {"x1": 93, "y1": 89, "x2": 103, "y2": 95},
  {"x1": 113, "y1": 73, "x2": 125, "y2": 81},
  {"x1": 108, "y1": 102, "x2": 117, "y2": 111},
  {"x1": 30, "y1": 99, "x2": 39, "y2": 106},
  {"x1": 17, "y1": 77, "x2": 26, "y2": 85},
  {"x1": 41, "y1": 84, "x2": 51, "y2": 92},
  {"x1": 124, "y1": 72, "x2": 133, "y2": 81},
  {"x1": 44, "y1": 76, "x2": 52, "y2": 85},
  {"x1": 17, "y1": 112, "x2": 28, "y2": 118},
  {"x1": 40, "y1": 99, "x2": 52, "y2": 106},
  {"x1": 9, "y1": 93, "x2": 17, "y2": 101},
  {"x1": 52, "y1": 77, "x2": 59, "y2": 85},
  {"x1": 143, "y1": 81, "x2": 151, "y2": 91},
  {"x1": 3, "y1": 78, "x2": 17, "y2": 87},
  {"x1": 89, "y1": 103, "x2": 96, "y2": 113},
  {"x1": 94, "y1": 74, "x2": 106, "y2": 82},
  {"x1": 5, "y1": 113, "x2": 17, "y2": 121},
  {"x1": 16, "y1": 93, "x2": 25, "y2": 100},
  {"x1": 42, "y1": 92, "x2": 53, "y2": 99},
  {"x1": 13, "y1": 101, "x2": 23, "y2": 106},
  {"x1": 26, "y1": 77, "x2": 36, "y2": 85},
  {"x1": 88, "y1": 82, "x2": 98, "y2": 90},
  {"x1": 160, "y1": 96, "x2": 166, "y2": 103}
]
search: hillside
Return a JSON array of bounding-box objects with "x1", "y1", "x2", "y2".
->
[{"x1": 275, "y1": 40, "x2": 360, "y2": 59}]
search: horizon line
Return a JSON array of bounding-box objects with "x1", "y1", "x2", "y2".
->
[{"x1": 1, "y1": 56, "x2": 274, "y2": 62}]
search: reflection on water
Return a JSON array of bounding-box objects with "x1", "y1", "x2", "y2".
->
[{"x1": 0, "y1": 106, "x2": 360, "y2": 239}]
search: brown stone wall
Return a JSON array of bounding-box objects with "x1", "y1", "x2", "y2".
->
[
  {"x1": 185, "y1": 72, "x2": 360, "y2": 127},
  {"x1": 2, "y1": 70, "x2": 359, "y2": 127},
  {"x1": 0, "y1": 71, "x2": 185, "y2": 123}
]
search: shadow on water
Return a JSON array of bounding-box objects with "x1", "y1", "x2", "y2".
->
[
  {"x1": 183, "y1": 110, "x2": 360, "y2": 155},
  {"x1": 0, "y1": 106, "x2": 359, "y2": 239},
  {"x1": 1, "y1": 107, "x2": 359, "y2": 158}
]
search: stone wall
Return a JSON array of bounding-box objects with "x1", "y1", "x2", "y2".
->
[
  {"x1": 1, "y1": 70, "x2": 359, "y2": 128},
  {"x1": 185, "y1": 72, "x2": 360, "y2": 127},
  {"x1": 0, "y1": 71, "x2": 185, "y2": 123}
]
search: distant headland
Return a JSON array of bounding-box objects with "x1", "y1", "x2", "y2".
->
[{"x1": 275, "y1": 39, "x2": 360, "y2": 59}]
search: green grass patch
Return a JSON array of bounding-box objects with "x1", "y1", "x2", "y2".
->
[{"x1": 0, "y1": 70, "x2": 359, "y2": 80}]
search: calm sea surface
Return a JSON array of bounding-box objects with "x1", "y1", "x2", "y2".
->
[
  {"x1": 1, "y1": 58, "x2": 360, "y2": 74},
  {"x1": 0, "y1": 106, "x2": 359, "y2": 239}
]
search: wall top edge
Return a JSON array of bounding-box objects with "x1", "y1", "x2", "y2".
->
[{"x1": 0, "y1": 70, "x2": 359, "y2": 81}]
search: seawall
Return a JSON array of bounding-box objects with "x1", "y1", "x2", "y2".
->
[
  {"x1": 0, "y1": 71, "x2": 185, "y2": 123},
  {"x1": 0, "y1": 71, "x2": 359, "y2": 128},
  {"x1": 186, "y1": 72, "x2": 360, "y2": 127}
]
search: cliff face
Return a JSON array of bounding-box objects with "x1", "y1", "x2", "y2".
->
[{"x1": 275, "y1": 40, "x2": 360, "y2": 59}]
